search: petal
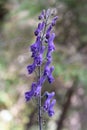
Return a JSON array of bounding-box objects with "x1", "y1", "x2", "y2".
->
[
  {"x1": 25, "y1": 91, "x2": 33, "y2": 101},
  {"x1": 48, "y1": 99, "x2": 56, "y2": 116},
  {"x1": 43, "y1": 98, "x2": 50, "y2": 111},
  {"x1": 52, "y1": 16, "x2": 58, "y2": 26},
  {"x1": 47, "y1": 75, "x2": 54, "y2": 83},
  {"x1": 34, "y1": 86, "x2": 41, "y2": 96},
  {"x1": 38, "y1": 9, "x2": 45, "y2": 20},
  {"x1": 34, "y1": 54, "x2": 43, "y2": 66},
  {"x1": 48, "y1": 109, "x2": 54, "y2": 117},
  {"x1": 50, "y1": 66, "x2": 54, "y2": 73},
  {"x1": 39, "y1": 75, "x2": 46, "y2": 86},
  {"x1": 50, "y1": 99, "x2": 56, "y2": 108},
  {"x1": 46, "y1": 92, "x2": 55, "y2": 99},
  {"x1": 27, "y1": 64, "x2": 35, "y2": 74}
]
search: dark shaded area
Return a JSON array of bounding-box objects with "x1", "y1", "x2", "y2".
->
[{"x1": 57, "y1": 77, "x2": 78, "y2": 130}]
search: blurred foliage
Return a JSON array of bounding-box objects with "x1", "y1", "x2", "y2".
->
[
  {"x1": 16, "y1": 0, "x2": 44, "y2": 16},
  {"x1": 0, "y1": 0, "x2": 8, "y2": 27},
  {"x1": 0, "y1": 0, "x2": 87, "y2": 130}
]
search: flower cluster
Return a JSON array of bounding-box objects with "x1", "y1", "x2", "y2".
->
[
  {"x1": 25, "y1": 9, "x2": 58, "y2": 117},
  {"x1": 43, "y1": 92, "x2": 56, "y2": 116}
]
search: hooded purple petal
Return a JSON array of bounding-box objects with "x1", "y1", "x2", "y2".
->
[
  {"x1": 25, "y1": 82, "x2": 37, "y2": 101},
  {"x1": 27, "y1": 63, "x2": 36, "y2": 74},
  {"x1": 38, "y1": 9, "x2": 45, "y2": 20},
  {"x1": 48, "y1": 99, "x2": 56, "y2": 117}
]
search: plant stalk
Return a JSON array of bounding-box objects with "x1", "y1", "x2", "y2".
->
[
  {"x1": 38, "y1": 17, "x2": 48, "y2": 130},
  {"x1": 38, "y1": 66, "x2": 42, "y2": 130}
]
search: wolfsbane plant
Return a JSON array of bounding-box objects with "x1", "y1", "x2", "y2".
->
[{"x1": 25, "y1": 9, "x2": 58, "y2": 130}]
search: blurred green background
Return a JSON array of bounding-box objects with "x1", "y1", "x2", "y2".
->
[{"x1": 0, "y1": 0, "x2": 87, "y2": 130}]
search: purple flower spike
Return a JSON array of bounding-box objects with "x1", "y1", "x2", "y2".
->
[{"x1": 25, "y1": 9, "x2": 58, "y2": 119}]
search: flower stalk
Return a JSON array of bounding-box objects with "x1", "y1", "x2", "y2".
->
[{"x1": 38, "y1": 66, "x2": 42, "y2": 130}]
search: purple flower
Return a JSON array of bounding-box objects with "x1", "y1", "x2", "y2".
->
[
  {"x1": 38, "y1": 10, "x2": 45, "y2": 20},
  {"x1": 34, "y1": 75, "x2": 46, "y2": 97},
  {"x1": 34, "y1": 22, "x2": 45, "y2": 36},
  {"x1": 52, "y1": 16, "x2": 58, "y2": 26},
  {"x1": 43, "y1": 92, "x2": 55, "y2": 111},
  {"x1": 48, "y1": 33, "x2": 55, "y2": 52},
  {"x1": 39, "y1": 75, "x2": 46, "y2": 86},
  {"x1": 25, "y1": 82, "x2": 37, "y2": 101},
  {"x1": 45, "y1": 91, "x2": 55, "y2": 98},
  {"x1": 34, "y1": 23, "x2": 41, "y2": 36},
  {"x1": 43, "y1": 67, "x2": 50, "y2": 76},
  {"x1": 46, "y1": 51, "x2": 52, "y2": 63},
  {"x1": 47, "y1": 75, "x2": 54, "y2": 83},
  {"x1": 43, "y1": 98, "x2": 50, "y2": 111},
  {"x1": 48, "y1": 99, "x2": 56, "y2": 117},
  {"x1": 30, "y1": 36, "x2": 41, "y2": 55},
  {"x1": 25, "y1": 91, "x2": 32, "y2": 101},
  {"x1": 48, "y1": 109, "x2": 54, "y2": 117},
  {"x1": 43, "y1": 64, "x2": 54, "y2": 83},
  {"x1": 30, "y1": 43, "x2": 37, "y2": 53},
  {"x1": 34, "y1": 54, "x2": 43, "y2": 66},
  {"x1": 27, "y1": 63, "x2": 36, "y2": 74},
  {"x1": 47, "y1": 66, "x2": 54, "y2": 83},
  {"x1": 50, "y1": 66, "x2": 54, "y2": 72},
  {"x1": 46, "y1": 25, "x2": 52, "y2": 39},
  {"x1": 34, "y1": 85, "x2": 41, "y2": 96},
  {"x1": 43, "y1": 92, "x2": 56, "y2": 117},
  {"x1": 40, "y1": 45, "x2": 45, "y2": 54}
]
